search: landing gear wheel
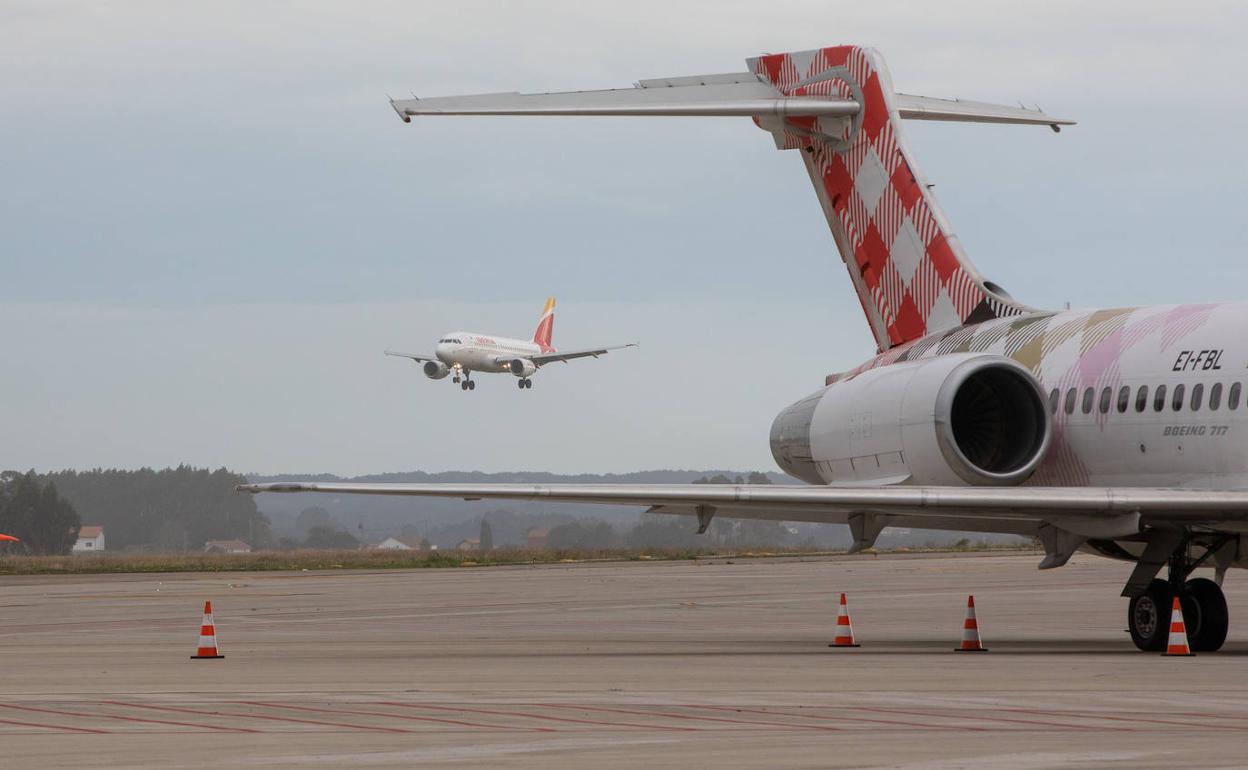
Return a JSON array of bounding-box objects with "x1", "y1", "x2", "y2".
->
[
  {"x1": 460, "y1": 380, "x2": 469, "y2": 391},
  {"x1": 467, "y1": 380, "x2": 475, "y2": 391},
  {"x1": 1128, "y1": 578, "x2": 1172, "y2": 652},
  {"x1": 517, "y1": 379, "x2": 525, "y2": 390},
  {"x1": 523, "y1": 378, "x2": 532, "y2": 389},
  {"x1": 1184, "y1": 577, "x2": 1228, "y2": 652}
]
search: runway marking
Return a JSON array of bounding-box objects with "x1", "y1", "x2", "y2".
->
[
  {"x1": 674, "y1": 703, "x2": 984, "y2": 732},
  {"x1": 102, "y1": 700, "x2": 409, "y2": 733},
  {"x1": 0, "y1": 702, "x2": 259, "y2": 733},
  {"x1": 536, "y1": 703, "x2": 841, "y2": 731},
  {"x1": 377, "y1": 702, "x2": 699, "y2": 732},
  {"x1": 992, "y1": 706, "x2": 1248, "y2": 730},
  {"x1": 235, "y1": 701, "x2": 556, "y2": 732},
  {"x1": 0, "y1": 716, "x2": 111, "y2": 734},
  {"x1": 852, "y1": 705, "x2": 1135, "y2": 732}
]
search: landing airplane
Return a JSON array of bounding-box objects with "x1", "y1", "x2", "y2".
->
[
  {"x1": 245, "y1": 45, "x2": 1248, "y2": 652},
  {"x1": 385, "y1": 297, "x2": 636, "y2": 391}
]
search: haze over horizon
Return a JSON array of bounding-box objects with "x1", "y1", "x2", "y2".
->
[{"x1": 5, "y1": 1, "x2": 1246, "y2": 475}]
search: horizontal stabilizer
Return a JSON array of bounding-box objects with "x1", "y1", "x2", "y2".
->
[
  {"x1": 390, "y1": 79, "x2": 858, "y2": 121},
  {"x1": 895, "y1": 93, "x2": 1074, "y2": 129}
]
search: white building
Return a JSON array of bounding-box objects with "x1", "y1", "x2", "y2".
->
[
  {"x1": 375, "y1": 536, "x2": 427, "y2": 551},
  {"x1": 203, "y1": 539, "x2": 252, "y2": 554},
  {"x1": 72, "y1": 526, "x2": 105, "y2": 553}
]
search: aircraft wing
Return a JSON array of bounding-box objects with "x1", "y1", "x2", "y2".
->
[
  {"x1": 528, "y1": 343, "x2": 638, "y2": 366},
  {"x1": 237, "y1": 482, "x2": 1248, "y2": 539},
  {"x1": 384, "y1": 350, "x2": 438, "y2": 363}
]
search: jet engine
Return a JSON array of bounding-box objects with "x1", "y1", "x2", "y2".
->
[
  {"x1": 770, "y1": 353, "x2": 1051, "y2": 486},
  {"x1": 509, "y1": 359, "x2": 537, "y2": 378},
  {"x1": 423, "y1": 361, "x2": 450, "y2": 380}
]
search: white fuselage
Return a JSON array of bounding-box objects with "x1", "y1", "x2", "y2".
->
[
  {"x1": 774, "y1": 302, "x2": 1248, "y2": 492},
  {"x1": 435, "y1": 332, "x2": 542, "y2": 374}
]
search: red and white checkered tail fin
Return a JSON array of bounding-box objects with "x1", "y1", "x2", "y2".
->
[
  {"x1": 533, "y1": 296, "x2": 555, "y2": 353},
  {"x1": 749, "y1": 46, "x2": 1047, "y2": 351}
]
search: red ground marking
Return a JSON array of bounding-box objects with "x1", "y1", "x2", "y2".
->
[
  {"x1": 377, "y1": 701, "x2": 699, "y2": 732},
  {"x1": 674, "y1": 703, "x2": 983, "y2": 732},
  {"x1": 854, "y1": 705, "x2": 1136, "y2": 732},
  {"x1": 536, "y1": 702, "x2": 840, "y2": 731},
  {"x1": 100, "y1": 700, "x2": 408, "y2": 734},
  {"x1": 994, "y1": 706, "x2": 1248, "y2": 731},
  {"x1": 235, "y1": 701, "x2": 555, "y2": 733},
  {"x1": 0, "y1": 716, "x2": 110, "y2": 734},
  {"x1": 0, "y1": 703, "x2": 258, "y2": 733}
]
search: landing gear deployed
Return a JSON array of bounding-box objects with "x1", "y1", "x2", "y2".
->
[
  {"x1": 516, "y1": 378, "x2": 532, "y2": 389},
  {"x1": 459, "y1": 372, "x2": 475, "y2": 391},
  {"x1": 1125, "y1": 534, "x2": 1232, "y2": 652}
]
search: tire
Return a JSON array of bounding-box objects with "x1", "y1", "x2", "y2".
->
[
  {"x1": 1128, "y1": 578, "x2": 1172, "y2": 652},
  {"x1": 1185, "y1": 577, "x2": 1228, "y2": 652},
  {"x1": 517, "y1": 379, "x2": 525, "y2": 389},
  {"x1": 468, "y1": 381, "x2": 475, "y2": 391}
]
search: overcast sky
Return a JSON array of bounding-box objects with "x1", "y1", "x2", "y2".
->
[{"x1": 3, "y1": 1, "x2": 1246, "y2": 475}]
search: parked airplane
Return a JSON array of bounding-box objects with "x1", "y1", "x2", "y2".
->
[
  {"x1": 245, "y1": 45, "x2": 1248, "y2": 652},
  {"x1": 386, "y1": 297, "x2": 635, "y2": 390}
]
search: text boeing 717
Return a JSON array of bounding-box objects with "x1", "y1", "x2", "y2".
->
[
  {"x1": 247, "y1": 45, "x2": 1248, "y2": 652},
  {"x1": 385, "y1": 297, "x2": 636, "y2": 391}
]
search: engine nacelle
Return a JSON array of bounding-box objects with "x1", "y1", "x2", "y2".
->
[
  {"x1": 423, "y1": 361, "x2": 450, "y2": 380},
  {"x1": 770, "y1": 353, "x2": 1051, "y2": 486},
  {"x1": 509, "y1": 359, "x2": 537, "y2": 378}
]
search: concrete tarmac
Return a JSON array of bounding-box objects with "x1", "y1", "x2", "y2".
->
[{"x1": 2, "y1": 551, "x2": 1247, "y2": 769}]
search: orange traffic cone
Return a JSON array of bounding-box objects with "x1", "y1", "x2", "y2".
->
[
  {"x1": 191, "y1": 600, "x2": 225, "y2": 659},
  {"x1": 954, "y1": 595, "x2": 988, "y2": 652},
  {"x1": 1163, "y1": 596, "x2": 1195, "y2": 657},
  {"x1": 828, "y1": 593, "x2": 861, "y2": 648}
]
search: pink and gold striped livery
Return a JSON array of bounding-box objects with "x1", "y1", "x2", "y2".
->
[{"x1": 532, "y1": 296, "x2": 556, "y2": 353}]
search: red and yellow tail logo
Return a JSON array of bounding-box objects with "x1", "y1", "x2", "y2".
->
[{"x1": 532, "y1": 296, "x2": 555, "y2": 352}]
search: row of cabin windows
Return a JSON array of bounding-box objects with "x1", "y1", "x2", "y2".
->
[{"x1": 1048, "y1": 382, "x2": 1244, "y2": 417}]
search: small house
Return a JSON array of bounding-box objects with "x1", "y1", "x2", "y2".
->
[
  {"x1": 72, "y1": 526, "x2": 105, "y2": 553},
  {"x1": 203, "y1": 539, "x2": 252, "y2": 554}
]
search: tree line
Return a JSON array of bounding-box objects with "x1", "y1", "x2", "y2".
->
[
  {"x1": 42, "y1": 466, "x2": 269, "y2": 552},
  {"x1": 0, "y1": 471, "x2": 81, "y2": 554}
]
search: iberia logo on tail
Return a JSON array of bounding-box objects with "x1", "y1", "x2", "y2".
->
[{"x1": 532, "y1": 297, "x2": 556, "y2": 353}]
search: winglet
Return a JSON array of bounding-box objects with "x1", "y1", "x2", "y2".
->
[{"x1": 391, "y1": 97, "x2": 412, "y2": 123}]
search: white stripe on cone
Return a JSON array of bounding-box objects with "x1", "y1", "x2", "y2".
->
[
  {"x1": 829, "y1": 592, "x2": 860, "y2": 647},
  {"x1": 1163, "y1": 596, "x2": 1194, "y2": 657},
  {"x1": 955, "y1": 595, "x2": 987, "y2": 652}
]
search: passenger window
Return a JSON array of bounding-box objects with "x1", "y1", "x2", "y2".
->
[
  {"x1": 1135, "y1": 385, "x2": 1148, "y2": 413},
  {"x1": 1154, "y1": 384, "x2": 1167, "y2": 412},
  {"x1": 1172, "y1": 383, "x2": 1186, "y2": 411},
  {"x1": 1082, "y1": 387, "x2": 1095, "y2": 414},
  {"x1": 1048, "y1": 388, "x2": 1060, "y2": 415},
  {"x1": 1191, "y1": 383, "x2": 1204, "y2": 412},
  {"x1": 1210, "y1": 383, "x2": 1223, "y2": 411},
  {"x1": 1099, "y1": 387, "x2": 1112, "y2": 414},
  {"x1": 1231, "y1": 383, "x2": 1243, "y2": 410},
  {"x1": 1064, "y1": 388, "x2": 1077, "y2": 415},
  {"x1": 1117, "y1": 386, "x2": 1130, "y2": 413}
]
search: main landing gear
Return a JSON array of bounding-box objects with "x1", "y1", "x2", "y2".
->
[
  {"x1": 1125, "y1": 533, "x2": 1232, "y2": 652},
  {"x1": 458, "y1": 371, "x2": 475, "y2": 391},
  {"x1": 516, "y1": 378, "x2": 532, "y2": 389}
]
